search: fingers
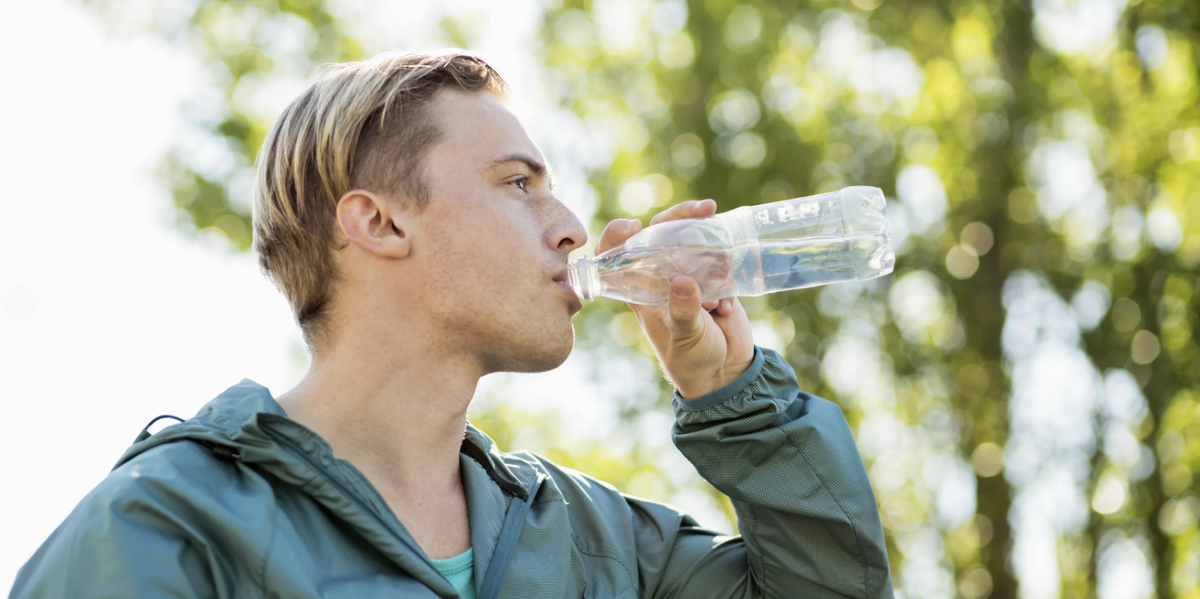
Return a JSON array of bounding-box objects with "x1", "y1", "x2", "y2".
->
[
  {"x1": 666, "y1": 276, "x2": 704, "y2": 338},
  {"x1": 595, "y1": 218, "x2": 643, "y2": 255},
  {"x1": 595, "y1": 199, "x2": 717, "y2": 255},
  {"x1": 649, "y1": 199, "x2": 716, "y2": 227},
  {"x1": 700, "y1": 298, "x2": 736, "y2": 315},
  {"x1": 719, "y1": 299, "x2": 733, "y2": 316}
]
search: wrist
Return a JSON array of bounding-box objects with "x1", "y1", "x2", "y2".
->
[
  {"x1": 673, "y1": 355, "x2": 757, "y2": 400},
  {"x1": 671, "y1": 347, "x2": 765, "y2": 410}
]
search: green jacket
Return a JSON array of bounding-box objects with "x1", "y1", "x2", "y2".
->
[{"x1": 12, "y1": 347, "x2": 893, "y2": 598}]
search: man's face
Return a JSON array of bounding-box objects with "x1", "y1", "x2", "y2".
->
[{"x1": 408, "y1": 89, "x2": 587, "y2": 374}]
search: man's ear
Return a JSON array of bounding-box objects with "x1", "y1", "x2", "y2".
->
[{"x1": 336, "y1": 190, "x2": 412, "y2": 259}]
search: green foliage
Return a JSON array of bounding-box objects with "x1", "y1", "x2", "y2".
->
[{"x1": 537, "y1": 0, "x2": 1200, "y2": 596}]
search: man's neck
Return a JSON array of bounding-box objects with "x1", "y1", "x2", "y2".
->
[{"x1": 275, "y1": 318, "x2": 480, "y2": 557}]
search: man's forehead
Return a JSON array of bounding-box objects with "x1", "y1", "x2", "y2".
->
[{"x1": 429, "y1": 90, "x2": 545, "y2": 166}]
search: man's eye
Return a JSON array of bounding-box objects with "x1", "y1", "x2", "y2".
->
[{"x1": 511, "y1": 177, "x2": 528, "y2": 191}]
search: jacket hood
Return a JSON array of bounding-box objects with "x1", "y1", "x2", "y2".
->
[
  {"x1": 115, "y1": 379, "x2": 284, "y2": 470},
  {"x1": 114, "y1": 379, "x2": 533, "y2": 499}
]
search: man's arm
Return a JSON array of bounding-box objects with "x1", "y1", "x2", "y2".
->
[
  {"x1": 627, "y1": 346, "x2": 893, "y2": 598},
  {"x1": 593, "y1": 200, "x2": 890, "y2": 597},
  {"x1": 641, "y1": 346, "x2": 892, "y2": 599}
]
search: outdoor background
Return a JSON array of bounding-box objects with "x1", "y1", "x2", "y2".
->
[{"x1": 1, "y1": 0, "x2": 1197, "y2": 597}]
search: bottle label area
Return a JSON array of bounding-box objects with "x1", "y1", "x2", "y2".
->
[{"x1": 754, "y1": 198, "x2": 820, "y2": 228}]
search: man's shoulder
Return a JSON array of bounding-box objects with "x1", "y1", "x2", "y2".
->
[
  {"x1": 508, "y1": 450, "x2": 620, "y2": 497},
  {"x1": 85, "y1": 439, "x2": 276, "y2": 527},
  {"x1": 12, "y1": 441, "x2": 278, "y2": 598},
  {"x1": 506, "y1": 450, "x2": 687, "y2": 524},
  {"x1": 501, "y1": 449, "x2": 697, "y2": 567},
  {"x1": 30, "y1": 439, "x2": 279, "y2": 576}
]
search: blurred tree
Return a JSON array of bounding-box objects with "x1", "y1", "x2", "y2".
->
[
  {"x1": 79, "y1": 0, "x2": 1200, "y2": 596},
  {"x1": 537, "y1": 0, "x2": 1200, "y2": 597}
]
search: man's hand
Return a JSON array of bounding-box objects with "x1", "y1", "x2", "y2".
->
[{"x1": 596, "y1": 200, "x2": 756, "y2": 399}]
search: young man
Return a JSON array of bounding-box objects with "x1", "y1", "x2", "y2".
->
[{"x1": 12, "y1": 51, "x2": 893, "y2": 598}]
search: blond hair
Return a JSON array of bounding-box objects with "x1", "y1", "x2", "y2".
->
[{"x1": 253, "y1": 51, "x2": 508, "y2": 351}]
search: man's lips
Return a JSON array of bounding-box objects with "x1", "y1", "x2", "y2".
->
[
  {"x1": 554, "y1": 279, "x2": 582, "y2": 313},
  {"x1": 551, "y1": 267, "x2": 582, "y2": 313}
]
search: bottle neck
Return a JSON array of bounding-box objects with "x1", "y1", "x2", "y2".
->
[{"x1": 567, "y1": 257, "x2": 598, "y2": 301}]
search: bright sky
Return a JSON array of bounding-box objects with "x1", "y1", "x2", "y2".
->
[
  {"x1": 0, "y1": 2, "x2": 307, "y2": 591},
  {"x1": 0, "y1": 1, "x2": 733, "y2": 592}
]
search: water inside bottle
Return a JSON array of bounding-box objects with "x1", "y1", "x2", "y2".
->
[
  {"x1": 594, "y1": 233, "x2": 894, "y2": 305},
  {"x1": 756, "y1": 234, "x2": 894, "y2": 295}
]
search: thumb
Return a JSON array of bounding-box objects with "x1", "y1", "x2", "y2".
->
[{"x1": 666, "y1": 276, "x2": 703, "y2": 338}]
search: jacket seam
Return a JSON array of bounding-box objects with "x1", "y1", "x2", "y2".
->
[
  {"x1": 257, "y1": 477, "x2": 280, "y2": 599},
  {"x1": 783, "y1": 428, "x2": 869, "y2": 598},
  {"x1": 573, "y1": 545, "x2": 636, "y2": 595},
  {"x1": 742, "y1": 504, "x2": 765, "y2": 598}
]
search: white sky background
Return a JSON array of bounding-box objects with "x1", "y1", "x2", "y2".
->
[
  {"x1": 0, "y1": 0, "x2": 736, "y2": 592},
  {"x1": 0, "y1": 1, "x2": 302, "y2": 591}
]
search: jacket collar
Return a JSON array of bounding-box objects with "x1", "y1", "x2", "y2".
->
[{"x1": 117, "y1": 379, "x2": 538, "y2": 498}]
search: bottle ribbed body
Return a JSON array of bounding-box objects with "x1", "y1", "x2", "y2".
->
[{"x1": 567, "y1": 186, "x2": 894, "y2": 305}]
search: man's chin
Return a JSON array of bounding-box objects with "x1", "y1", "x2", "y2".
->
[
  {"x1": 525, "y1": 335, "x2": 575, "y2": 373},
  {"x1": 484, "y1": 330, "x2": 575, "y2": 374}
]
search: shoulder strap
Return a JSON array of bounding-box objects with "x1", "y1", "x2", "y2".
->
[{"x1": 477, "y1": 476, "x2": 542, "y2": 599}]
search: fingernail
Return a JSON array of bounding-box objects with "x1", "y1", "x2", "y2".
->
[{"x1": 671, "y1": 281, "x2": 693, "y2": 297}]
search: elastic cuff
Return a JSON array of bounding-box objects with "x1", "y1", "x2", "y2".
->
[{"x1": 673, "y1": 346, "x2": 766, "y2": 412}]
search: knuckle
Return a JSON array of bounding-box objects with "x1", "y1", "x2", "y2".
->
[{"x1": 651, "y1": 206, "x2": 682, "y2": 226}]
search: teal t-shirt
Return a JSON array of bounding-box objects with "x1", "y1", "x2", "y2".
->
[{"x1": 431, "y1": 548, "x2": 475, "y2": 599}]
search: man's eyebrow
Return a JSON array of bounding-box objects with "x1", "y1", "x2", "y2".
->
[{"x1": 487, "y1": 154, "x2": 556, "y2": 187}]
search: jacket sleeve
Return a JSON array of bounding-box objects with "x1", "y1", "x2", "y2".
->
[
  {"x1": 9, "y1": 445, "x2": 236, "y2": 599},
  {"x1": 642, "y1": 346, "x2": 893, "y2": 599}
]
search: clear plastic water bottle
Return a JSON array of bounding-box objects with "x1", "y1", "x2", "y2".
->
[{"x1": 567, "y1": 186, "x2": 895, "y2": 305}]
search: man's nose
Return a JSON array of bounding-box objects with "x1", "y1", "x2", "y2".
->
[{"x1": 548, "y1": 200, "x2": 588, "y2": 254}]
